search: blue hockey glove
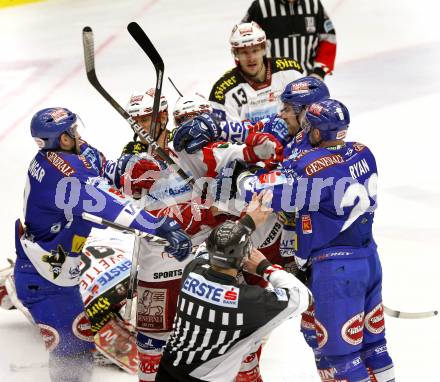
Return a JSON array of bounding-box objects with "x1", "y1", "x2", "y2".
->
[
  {"x1": 261, "y1": 115, "x2": 291, "y2": 147},
  {"x1": 173, "y1": 113, "x2": 221, "y2": 154},
  {"x1": 156, "y1": 218, "x2": 192, "y2": 261}
]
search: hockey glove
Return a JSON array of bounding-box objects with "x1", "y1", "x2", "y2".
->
[
  {"x1": 261, "y1": 115, "x2": 291, "y2": 147},
  {"x1": 243, "y1": 132, "x2": 284, "y2": 165},
  {"x1": 119, "y1": 154, "x2": 161, "y2": 196},
  {"x1": 155, "y1": 218, "x2": 192, "y2": 261},
  {"x1": 173, "y1": 113, "x2": 221, "y2": 154}
]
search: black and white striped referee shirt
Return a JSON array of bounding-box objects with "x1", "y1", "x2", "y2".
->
[
  {"x1": 242, "y1": 0, "x2": 337, "y2": 76},
  {"x1": 157, "y1": 255, "x2": 310, "y2": 381}
]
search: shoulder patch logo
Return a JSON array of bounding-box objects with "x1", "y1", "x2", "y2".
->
[
  {"x1": 274, "y1": 58, "x2": 302, "y2": 72},
  {"x1": 213, "y1": 74, "x2": 239, "y2": 102}
]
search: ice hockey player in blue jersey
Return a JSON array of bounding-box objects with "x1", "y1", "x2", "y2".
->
[
  {"x1": 14, "y1": 107, "x2": 192, "y2": 382},
  {"x1": 217, "y1": 99, "x2": 395, "y2": 381}
]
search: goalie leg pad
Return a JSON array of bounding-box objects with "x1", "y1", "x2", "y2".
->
[{"x1": 137, "y1": 332, "x2": 167, "y2": 382}]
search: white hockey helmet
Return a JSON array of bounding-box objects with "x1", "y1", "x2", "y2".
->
[
  {"x1": 126, "y1": 88, "x2": 168, "y2": 118},
  {"x1": 229, "y1": 22, "x2": 266, "y2": 50},
  {"x1": 173, "y1": 93, "x2": 213, "y2": 126}
]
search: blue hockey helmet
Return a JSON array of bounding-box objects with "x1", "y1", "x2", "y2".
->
[
  {"x1": 30, "y1": 107, "x2": 78, "y2": 150},
  {"x1": 281, "y1": 77, "x2": 330, "y2": 112},
  {"x1": 305, "y1": 99, "x2": 350, "y2": 141}
]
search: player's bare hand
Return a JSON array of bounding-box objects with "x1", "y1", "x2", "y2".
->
[
  {"x1": 245, "y1": 190, "x2": 273, "y2": 227},
  {"x1": 243, "y1": 248, "x2": 267, "y2": 274}
]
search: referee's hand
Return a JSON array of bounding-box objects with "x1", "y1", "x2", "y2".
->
[
  {"x1": 245, "y1": 190, "x2": 273, "y2": 227},
  {"x1": 243, "y1": 248, "x2": 267, "y2": 275}
]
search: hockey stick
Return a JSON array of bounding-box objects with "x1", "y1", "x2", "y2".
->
[
  {"x1": 168, "y1": 76, "x2": 184, "y2": 97},
  {"x1": 127, "y1": 21, "x2": 163, "y2": 142},
  {"x1": 81, "y1": 26, "x2": 198, "y2": 191},
  {"x1": 81, "y1": 212, "x2": 168, "y2": 246},
  {"x1": 383, "y1": 305, "x2": 438, "y2": 319},
  {"x1": 123, "y1": 191, "x2": 145, "y2": 321}
]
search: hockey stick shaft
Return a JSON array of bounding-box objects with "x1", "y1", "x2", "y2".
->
[
  {"x1": 124, "y1": 189, "x2": 146, "y2": 321},
  {"x1": 81, "y1": 26, "x2": 198, "y2": 191},
  {"x1": 81, "y1": 212, "x2": 168, "y2": 245},
  {"x1": 383, "y1": 304, "x2": 438, "y2": 319},
  {"x1": 168, "y1": 76, "x2": 184, "y2": 97}
]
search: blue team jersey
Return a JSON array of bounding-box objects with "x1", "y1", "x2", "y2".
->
[
  {"x1": 240, "y1": 142, "x2": 378, "y2": 262},
  {"x1": 19, "y1": 145, "x2": 161, "y2": 286},
  {"x1": 283, "y1": 130, "x2": 313, "y2": 159}
]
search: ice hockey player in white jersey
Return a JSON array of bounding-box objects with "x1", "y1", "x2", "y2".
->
[
  {"x1": 118, "y1": 89, "x2": 286, "y2": 381},
  {"x1": 209, "y1": 21, "x2": 304, "y2": 123}
]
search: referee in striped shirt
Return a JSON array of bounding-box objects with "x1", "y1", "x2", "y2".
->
[
  {"x1": 242, "y1": 0, "x2": 337, "y2": 79},
  {"x1": 156, "y1": 207, "x2": 311, "y2": 381}
]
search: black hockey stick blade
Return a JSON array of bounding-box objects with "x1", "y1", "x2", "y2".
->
[
  {"x1": 127, "y1": 22, "x2": 164, "y2": 72},
  {"x1": 82, "y1": 26, "x2": 129, "y2": 118},
  {"x1": 127, "y1": 22, "x2": 164, "y2": 140},
  {"x1": 126, "y1": 22, "x2": 199, "y2": 190}
]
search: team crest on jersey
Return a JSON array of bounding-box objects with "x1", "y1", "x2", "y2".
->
[
  {"x1": 38, "y1": 324, "x2": 60, "y2": 352},
  {"x1": 41, "y1": 244, "x2": 67, "y2": 280},
  {"x1": 72, "y1": 312, "x2": 94, "y2": 342},
  {"x1": 137, "y1": 284, "x2": 168, "y2": 331},
  {"x1": 305, "y1": 17, "x2": 316, "y2": 33},
  {"x1": 365, "y1": 303, "x2": 385, "y2": 334},
  {"x1": 300, "y1": 305, "x2": 315, "y2": 330},
  {"x1": 315, "y1": 318, "x2": 328, "y2": 348},
  {"x1": 301, "y1": 215, "x2": 313, "y2": 234},
  {"x1": 341, "y1": 312, "x2": 364, "y2": 345}
]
